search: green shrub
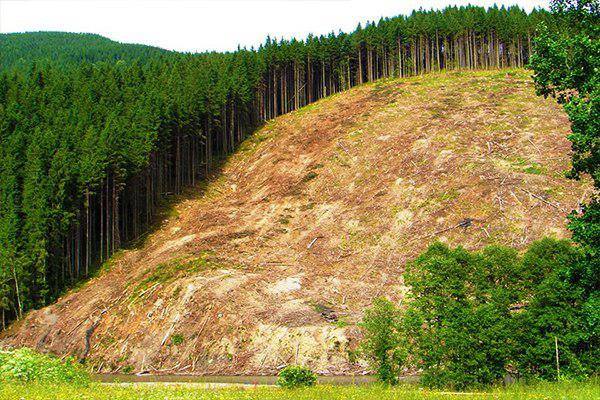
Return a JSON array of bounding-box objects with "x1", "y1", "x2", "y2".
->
[
  {"x1": 514, "y1": 239, "x2": 597, "y2": 380},
  {"x1": 359, "y1": 297, "x2": 405, "y2": 385},
  {"x1": 171, "y1": 334, "x2": 184, "y2": 346},
  {"x1": 398, "y1": 239, "x2": 597, "y2": 389},
  {"x1": 277, "y1": 365, "x2": 317, "y2": 388},
  {"x1": 0, "y1": 348, "x2": 89, "y2": 385},
  {"x1": 403, "y1": 243, "x2": 520, "y2": 389}
]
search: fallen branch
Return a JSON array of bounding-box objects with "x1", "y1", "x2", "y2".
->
[
  {"x1": 337, "y1": 141, "x2": 352, "y2": 161},
  {"x1": 482, "y1": 226, "x2": 491, "y2": 238},
  {"x1": 160, "y1": 314, "x2": 180, "y2": 346},
  {"x1": 430, "y1": 218, "x2": 475, "y2": 236},
  {"x1": 307, "y1": 236, "x2": 323, "y2": 249},
  {"x1": 409, "y1": 218, "x2": 480, "y2": 243},
  {"x1": 196, "y1": 312, "x2": 211, "y2": 338},
  {"x1": 149, "y1": 361, "x2": 182, "y2": 373},
  {"x1": 519, "y1": 188, "x2": 562, "y2": 210},
  {"x1": 527, "y1": 138, "x2": 541, "y2": 153}
]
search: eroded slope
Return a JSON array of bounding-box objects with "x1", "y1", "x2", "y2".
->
[{"x1": 1, "y1": 70, "x2": 588, "y2": 375}]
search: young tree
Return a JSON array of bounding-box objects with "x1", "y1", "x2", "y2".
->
[
  {"x1": 514, "y1": 239, "x2": 596, "y2": 379},
  {"x1": 403, "y1": 243, "x2": 521, "y2": 389},
  {"x1": 359, "y1": 297, "x2": 405, "y2": 385}
]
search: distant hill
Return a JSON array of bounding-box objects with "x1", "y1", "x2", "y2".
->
[{"x1": 0, "y1": 32, "x2": 172, "y2": 70}]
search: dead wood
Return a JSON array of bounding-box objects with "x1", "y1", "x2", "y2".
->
[
  {"x1": 307, "y1": 236, "x2": 323, "y2": 249},
  {"x1": 519, "y1": 188, "x2": 562, "y2": 210}
]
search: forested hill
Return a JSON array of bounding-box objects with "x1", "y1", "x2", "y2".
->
[
  {"x1": 0, "y1": 5, "x2": 557, "y2": 329},
  {"x1": 0, "y1": 32, "x2": 171, "y2": 70}
]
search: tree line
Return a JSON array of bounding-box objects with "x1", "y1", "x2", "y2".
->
[
  {"x1": 0, "y1": 5, "x2": 553, "y2": 327},
  {"x1": 259, "y1": 5, "x2": 552, "y2": 118}
]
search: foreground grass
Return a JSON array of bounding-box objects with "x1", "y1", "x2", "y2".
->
[{"x1": 1, "y1": 380, "x2": 599, "y2": 400}]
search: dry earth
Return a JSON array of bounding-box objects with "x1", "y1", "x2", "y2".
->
[{"x1": 0, "y1": 70, "x2": 589, "y2": 375}]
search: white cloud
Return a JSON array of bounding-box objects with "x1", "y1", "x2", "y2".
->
[{"x1": 0, "y1": 0, "x2": 550, "y2": 53}]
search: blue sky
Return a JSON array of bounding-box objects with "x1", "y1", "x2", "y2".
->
[{"x1": 0, "y1": 0, "x2": 549, "y2": 53}]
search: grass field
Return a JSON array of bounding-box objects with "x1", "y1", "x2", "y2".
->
[{"x1": 1, "y1": 380, "x2": 599, "y2": 400}]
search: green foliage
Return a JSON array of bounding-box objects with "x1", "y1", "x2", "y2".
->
[
  {"x1": 359, "y1": 298, "x2": 405, "y2": 385},
  {"x1": 171, "y1": 334, "x2": 185, "y2": 346},
  {"x1": 0, "y1": 348, "x2": 89, "y2": 385},
  {"x1": 514, "y1": 239, "x2": 599, "y2": 379},
  {"x1": 403, "y1": 243, "x2": 521, "y2": 389},
  {"x1": 277, "y1": 365, "x2": 317, "y2": 389},
  {"x1": 397, "y1": 239, "x2": 597, "y2": 389},
  {"x1": 529, "y1": 1, "x2": 600, "y2": 379},
  {"x1": 121, "y1": 365, "x2": 134, "y2": 374}
]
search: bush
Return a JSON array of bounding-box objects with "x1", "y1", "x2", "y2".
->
[
  {"x1": 514, "y1": 239, "x2": 597, "y2": 379},
  {"x1": 400, "y1": 239, "x2": 596, "y2": 389},
  {"x1": 403, "y1": 243, "x2": 521, "y2": 389},
  {"x1": 277, "y1": 365, "x2": 317, "y2": 388},
  {"x1": 0, "y1": 348, "x2": 89, "y2": 385},
  {"x1": 359, "y1": 297, "x2": 405, "y2": 385},
  {"x1": 171, "y1": 334, "x2": 184, "y2": 346}
]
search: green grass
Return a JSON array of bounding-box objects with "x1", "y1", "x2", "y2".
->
[
  {"x1": 0, "y1": 348, "x2": 90, "y2": 386},
  {"x1": 1, "y1": 380, "x2": 598, "y2": 400},
  {"x1": 129, "y1": 251, "x2": 221, "y2": 302},
  {"x1": 523, "y1": 164, "x2": 545, "y2": 175},
  {"x1": 508, "y1": 156, "x2": 547, "y2": 175}
]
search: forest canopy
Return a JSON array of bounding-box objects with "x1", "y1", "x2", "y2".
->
[{"x1": 0, "y1": 32, "x2": 171, "y2": 70}]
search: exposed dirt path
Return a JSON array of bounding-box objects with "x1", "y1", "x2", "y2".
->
[{"x1": 1, "y1": 70, "x2": 589, "y2": 375}]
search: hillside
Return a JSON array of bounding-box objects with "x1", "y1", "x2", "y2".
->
[
  {"x1": 0, "y1": 32, "x2": 171, "y2": 70},
  {"x1": 0, "y1": 69, "x2": 587, "y2": 375},
  {"x1": 0, "y1": 6, "x2": 548, "y2": 329}
]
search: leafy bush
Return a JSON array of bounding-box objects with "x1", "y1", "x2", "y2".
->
[
  {"x1": 403, "y1": 243, "x2": 521, "y2": 389},
  {"x1": 171, "y1": 334, "x2": 184, "y2": 346},
  {"x1": 514, "y1": 239, "x2": 597, "y2": 379},
  {"x1": 0, "y1": 348, "x2": 89, "y2": 385},
  {"x1": 359, "y1": 297, "x2": 405, "y2": 385},
  {"x1": 374, "y1": 238, "x2": 598, "y2": 389},
  {"x1": 277, "y1": 365, "x2": 317, "y2": 388}
]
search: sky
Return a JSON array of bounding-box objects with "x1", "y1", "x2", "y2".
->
[{"x1": 0, "y1": 0, "x2": 550, "y2": 53}]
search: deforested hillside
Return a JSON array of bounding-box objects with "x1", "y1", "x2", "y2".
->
[
  {"x1": 0, "y1": 5, "x2": 553, "y2": 329},
  {"x1": 1, "y1": 69, "x2": 588, "y2": 375}
]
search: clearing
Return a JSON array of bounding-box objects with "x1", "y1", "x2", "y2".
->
[{"x1": 0, "y1": 69, "x2": 589, "y2": 375}]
